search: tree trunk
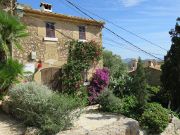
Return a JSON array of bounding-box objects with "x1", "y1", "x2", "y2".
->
[
  {"x1": 168, "y1": 100, "x2": 171, "y2": 109},
  {"x1": 0, "y1": 50, "x2": 7, "y2": 63}
]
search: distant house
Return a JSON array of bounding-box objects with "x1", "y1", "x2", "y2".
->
[
  {"x1": 128, "y1": 59, "x2": 161, "y2": 86},
  {"x1": 3, "y1": 1, "x2": 104, "y2": 85}
]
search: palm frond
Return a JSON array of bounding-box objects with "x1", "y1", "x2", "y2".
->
[{"x1": 0, "y1": 9, "x2": 28, "y2": 57}]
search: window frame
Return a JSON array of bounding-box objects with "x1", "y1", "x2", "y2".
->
[
  {"x1": 46, "y1": 22, "x2": 55, "y2": 38},
  {"x1": 79, "y1": 25, "x2": 86, "y2": 40}
]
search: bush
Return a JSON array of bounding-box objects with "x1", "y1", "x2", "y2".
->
[
  {"x1": 98, "y1": 90, "x2": 138, "y2": 118},
  {"x1": 121, "y1": 96, "x2": 139, "y2": 118},
  {"x1": 88, "y1": 68, "x2": 110, "y2": 104},
  {"x1": 8, "y1": 82, "x2": 82, "y2": 135},
  {"x1": 98, "y1": 90, "x2": 122, "y2": 113},
  {"x1": 76, "y1": 85, "x2": 89, "y2": 106},
  {"x1": 140, "y1": 103, "x2": 169, "y2": 134}
]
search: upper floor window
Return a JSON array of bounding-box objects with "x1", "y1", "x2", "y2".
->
[
  {"x1": 79, "y1": 26, "x2": 86, "y2": 40},
  {"x1": 46, "y1": 22, "x2": 55, "y2": 38}
]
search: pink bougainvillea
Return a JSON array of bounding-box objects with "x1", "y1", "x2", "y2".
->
[{"x1": 88, "y1": 68, "x2": 110, "y2": 104}]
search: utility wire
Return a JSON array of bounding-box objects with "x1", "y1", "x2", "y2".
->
[
  {"x1": 60, "y1": 0, "x2": 87, "y2": 18},
  {"x1": 103, "y1": 42, "x2": 164, "y2": 56},
  {"x1": 63, "y1": 0, "x2": 167, "y2": 52},
  {"x1": 103, "y1": 36, "x2": 164, "y2": 55},
  {"x1": 63, "y1": 0, "x2": 163, "y2": 60}
]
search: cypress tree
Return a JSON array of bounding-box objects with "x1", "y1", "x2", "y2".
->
[
  {"x1": 161, "y1": 18, "x2": 180, "y2": 110},
  {"x1": 132, "y1": 58, "x2": 148, "y2": 107}
]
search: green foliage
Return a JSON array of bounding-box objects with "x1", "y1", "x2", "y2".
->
[
  {"x1": 98, "y1": 90, "x2": 138, "y2": 118},
  {"x1": 0, "y1": 10, "x2": 28, "y2": 60},
  {"x1": 76, "y1": 85, "x2": 89, "y2": 106},
  {"x1": 103, "y1": 50, "x2": 132, "y2": 98},
  {"x1": 103, "y1": 50, "x2": 127, "y2": 77},
  {"x1": 99, "y1": 91, "x2": 169, "y2": 134},
  {"x1": 110, "y1": 75, "x2": 133, "y2": 98},
  {"x1": 98, "y1": 89, "x2": 122, "y2": 113},
  {"x1": 120, "y1": 96, "x2": 138, "y2": 117},
  {"x1": 147, "y1": 85, "x2": 160, "y2": 101},
  {"x1": 131, "y1": 58, "x2": 149, "y2": 107},
  {"x1": 161, "y1": 19, "x2": 180, "y2": 110},
  {"x1": 8, "y1": 82, "x2": 83, "y2": 135},
  {"x1": 0, "y1": 58, "x2": 24, "y2": 92},
  {"x1": 140, "y1": 103, "x2": 169, "y2": 134},
  {"x1": 52, "y1": 40, "x2": 102, "y2": 94}
]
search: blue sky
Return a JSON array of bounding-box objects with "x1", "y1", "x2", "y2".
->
[{"x1": 17, "y1": 0, "x2": 180, "y2": 59}]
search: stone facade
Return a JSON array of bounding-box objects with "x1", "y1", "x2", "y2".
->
[
  {"x1": 128, "y1": 60, "x2": 161, "y2": 86},
  {"x1": 1, "y1": 0, "x2": 16, "y2": 14},
  {"x1": 13, "y1": 5, "x2": 104, "y2": 84}
]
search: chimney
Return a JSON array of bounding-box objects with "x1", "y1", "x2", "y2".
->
[
  {"x1": 131, "y1": 59, "x2": 138, "y2": 71},
  {"x1": 148, "y1": 60, "x2": 154, "y2": 67},
  {"x1": 40, "y1": 2, "x2": 52, "y2": 12}
]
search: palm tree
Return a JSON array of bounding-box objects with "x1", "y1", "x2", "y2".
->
[{"x1": 0, "y1": 9, "x2": 28, "y2": 62}]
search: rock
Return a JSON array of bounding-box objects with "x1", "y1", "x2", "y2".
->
[
  {"x1": 161, "y1": 116, "x2": 180, "y2": 135},
  {"x1": 58, "y1": 128, "x2": 89, "y2": 135},
  {"x1": 1, "y1": 96, "x2": 11, "y2": 114},
  {"x1": 58, "y1": 105, "x2": 140, "y2": 135},
  {"x1": 24, "y1": 127, "x2": 40, "y2": 135},
  {"x1": 58, "y1": 121, "x2": 139, "y2": 135}
]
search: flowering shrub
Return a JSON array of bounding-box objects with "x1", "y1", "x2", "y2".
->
[{"x1": 88, "y1": 68, "x2": 110, "y2": 104}]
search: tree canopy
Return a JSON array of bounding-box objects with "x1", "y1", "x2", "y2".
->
[
  {"x1": 103, "y1": 50, "x2": 127, "y2": 77},
  {"x1": 132, "y1": 58, "x2": 149, "y2": 106},
  {"x1": 161, "y1": 18, "x2": 180, "y2": 110}
]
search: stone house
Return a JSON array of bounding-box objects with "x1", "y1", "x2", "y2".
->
[
  {"x1": 128, "y1": 59, "x2": 161, "y2": 86},
  {"x1": 3, "y1": 2, "x2": 104, "y2": 84}
]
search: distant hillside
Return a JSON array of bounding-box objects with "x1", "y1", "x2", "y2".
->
[{"x1": 122, "y1": 58, "x2": 134, "y2": 64}]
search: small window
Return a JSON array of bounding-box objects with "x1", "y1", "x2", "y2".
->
[
  {"x1": 46, "y1": 22, "x2": 55, "y2": 38},
  {"x1": 79, "y1": 26, "x2": 86, "y2": 40}
]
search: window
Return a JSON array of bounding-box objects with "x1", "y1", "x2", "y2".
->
[
  {"x1": 46, "y1": 22, "x2": 55, "y2": 38},
  {"x1": 79, "y1": 26, "x2": 86, "y2": 40}
]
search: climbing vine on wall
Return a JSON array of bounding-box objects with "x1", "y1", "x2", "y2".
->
[{"x1": 51, "y1": 40, "x2": 102, "y2": 94}]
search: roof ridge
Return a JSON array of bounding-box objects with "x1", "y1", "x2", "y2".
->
[{"x1": 23, "y1": 8, "x2": 105, "y2": 25}]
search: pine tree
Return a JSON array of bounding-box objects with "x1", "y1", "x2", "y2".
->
[
  {"x1": 161, "y1": 18, "x2": 180, "y2": 110},
  {"x1": 132, "y1": 58, "x2": 148, "y2": 107}
]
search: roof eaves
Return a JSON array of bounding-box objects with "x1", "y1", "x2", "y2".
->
[{"x1": 23, "y1": 9, "x2": 105, "y2": 26}]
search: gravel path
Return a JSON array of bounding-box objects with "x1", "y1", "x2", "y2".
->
[{"x1": 0, "y1": 111, "x2": 25, "y2": 135}]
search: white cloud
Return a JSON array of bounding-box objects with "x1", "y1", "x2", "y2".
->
[{"x1": 119, "y1": 0, "x2": 146, "y2": 7}]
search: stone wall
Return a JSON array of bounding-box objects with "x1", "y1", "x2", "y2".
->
[
  {"x1": 1, "y1": 0, "x2": 16, "y2": 14},
  {"x1": 13, "y1": 12, "x2": 103, "y2": 83}
]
